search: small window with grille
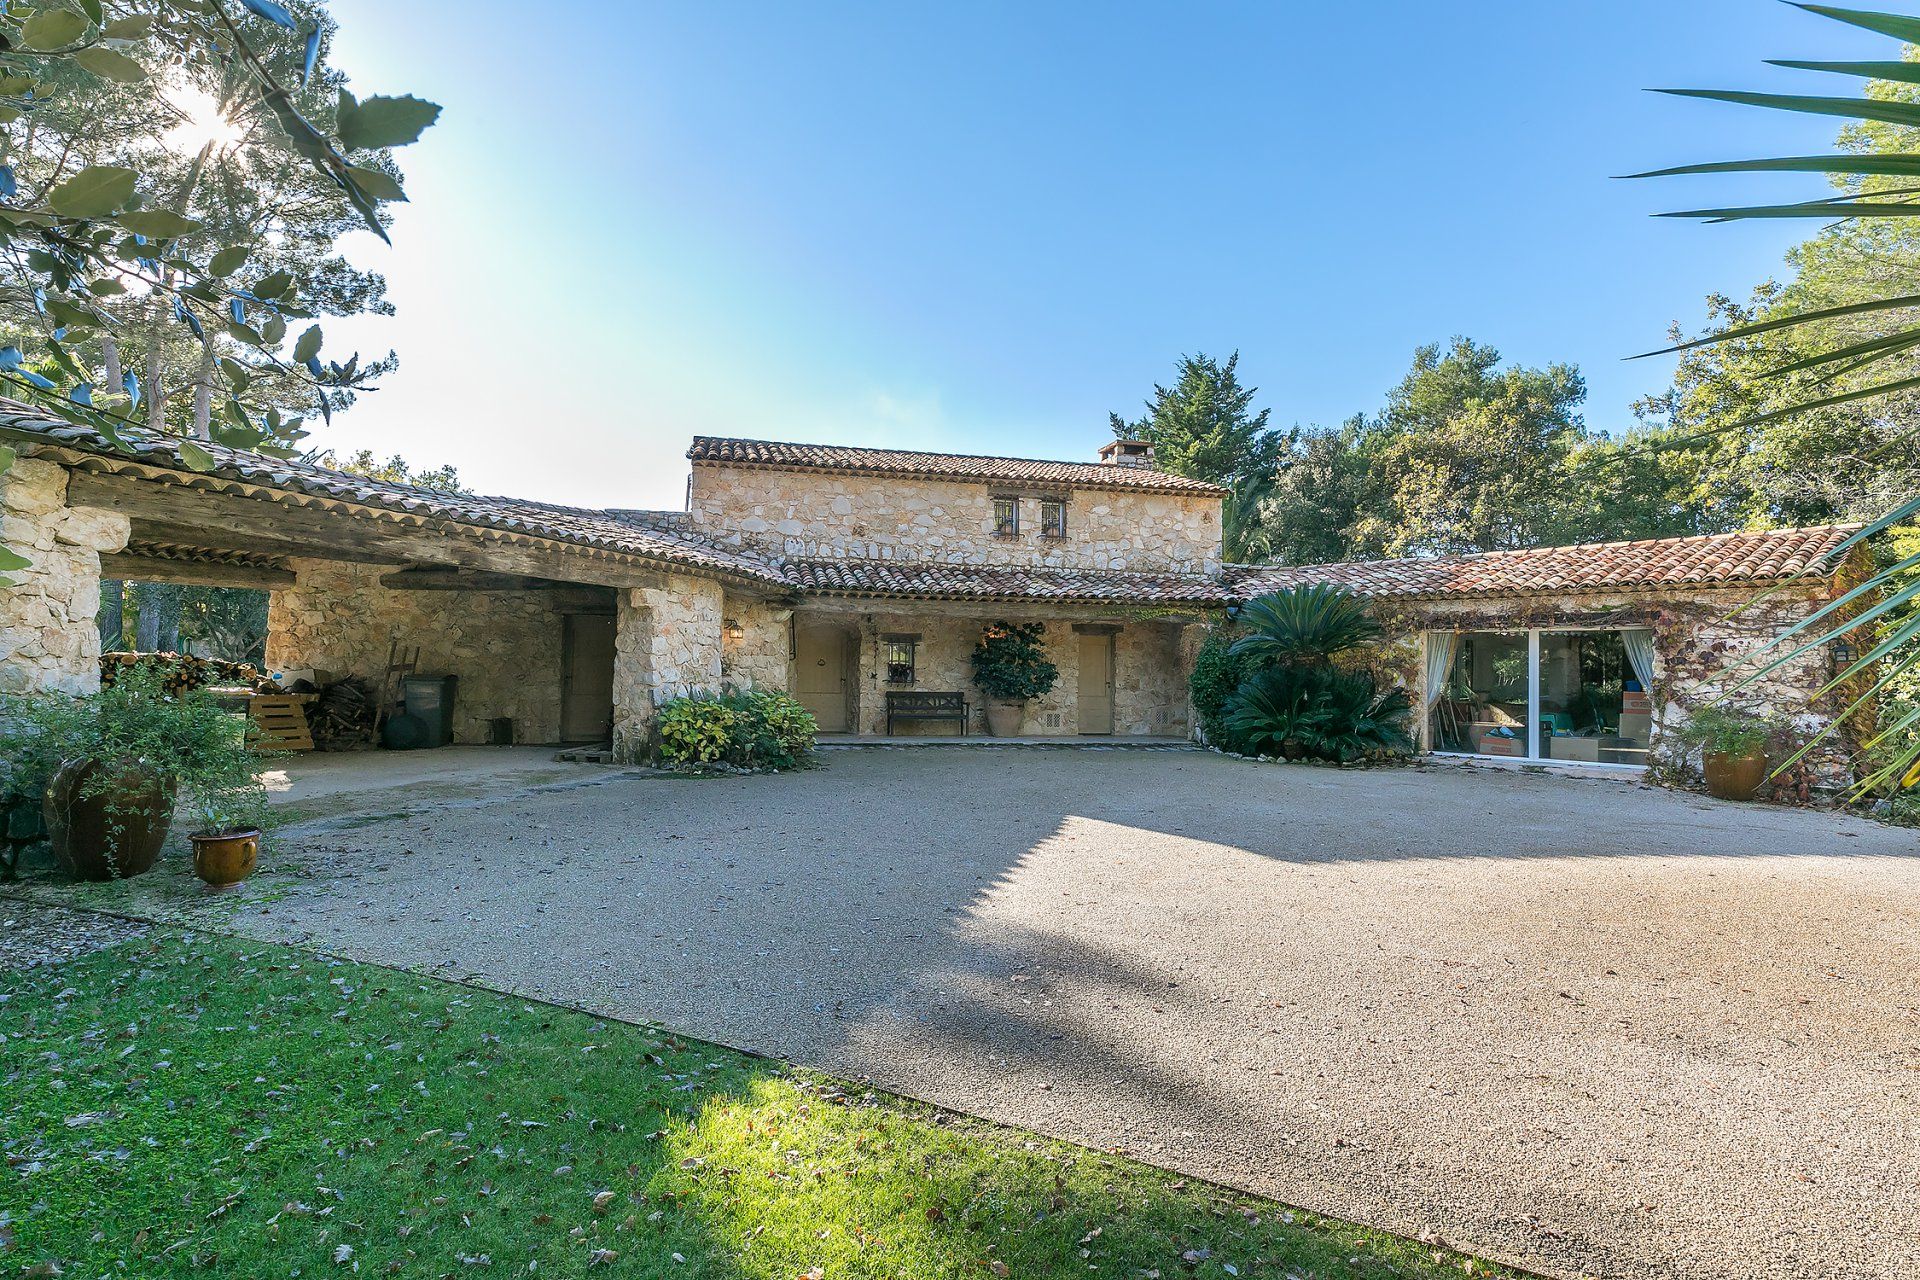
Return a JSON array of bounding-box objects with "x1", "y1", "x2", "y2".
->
[
  {"x1": 884, "y1": 636, "x2": 918, "y2": 684},
  {"x1": 992, "y1": 496, "x2": 1019, "y2": 537},
  {"x1": 1041, "y1": 499, "x2": 1067, "y2": 539}
]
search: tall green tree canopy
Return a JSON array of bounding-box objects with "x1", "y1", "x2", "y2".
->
[
  {"x1": 1248, "y1": 416, "x2": 1384, "y2": 566},
  {"x1": 1110, "y1": 351, "x2": 1282, "y2": 560},
  {"x1": 1240, "y1": 339, "x2": 1607, "y2": 564},
  {"x1": 1109, "y1": 351, "x2": 1281, "y2": 484},
  {"x1": 1353, "y1": 337, "x2": 1588, "y2": 556},
  {"x1": 0, "y1": 0, "x2": 437, "y2": 466}
]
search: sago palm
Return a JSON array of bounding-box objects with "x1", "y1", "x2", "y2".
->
[{"x1": 1228, "y1": 584, "x2": 1384, "y2": 667}]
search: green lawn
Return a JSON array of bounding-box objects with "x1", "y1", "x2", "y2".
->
[{"x1": 0, "y1": 931, "x2": 1520, "y2": 1278}]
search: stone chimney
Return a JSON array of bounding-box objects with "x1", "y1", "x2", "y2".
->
[{"x1": 1097, "y1": 438, "x2": 1155, "y2": 468}]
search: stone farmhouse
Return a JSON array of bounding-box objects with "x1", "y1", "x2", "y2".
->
[{"x1": 0, "y1": 400, "x2": 1869, "y2": 789}]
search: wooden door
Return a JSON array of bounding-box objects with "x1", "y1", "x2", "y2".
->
[
  {"x1": 560, "y1": 613, "x2": 616, "y2": 744},
  {"x1": 794, "y1": 624, "x2": 850, "y2": 733},
  {"x1": 1078, "y1": 632, "x2": 1114, "y2": 735}
]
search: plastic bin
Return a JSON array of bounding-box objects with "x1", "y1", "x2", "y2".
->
[{"x1": 400, "y1": 675, "x2": 458, "y2": 748}]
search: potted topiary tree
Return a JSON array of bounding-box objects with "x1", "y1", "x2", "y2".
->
[
  {"x1": 970, "y1": 621, "x2": 1058, "y2": 737},
  {"x1": 1677, "y1": 706, "x2": 1775, "y2": 801},
  {"x1": 0, "y1": 665, "x2": 270, "y2": 882}
]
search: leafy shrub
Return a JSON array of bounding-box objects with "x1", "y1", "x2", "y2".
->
[
  {"x1": 722, "y1": 689, "x2": 818, "y2": 770},
  {"x1": 970, "y1": 621, "x2": 1059, "y2": 702},
  {"x1": 654, "y1": 689, "x2": 817, "y2": 771},
  {"x1": 1222, "y1": 665, "x2": 1412, "y2": 764},
  {"x1": 656, "y1": 694, "x2": 736, "y2": 766},
  {"x1": 1188, "y1": 626, "x2": 1256, "y2": 749},
  {"x1": 0, "y1": 664, "x2": 269, "y2": 835},
  {"x1": 1863, "y1": 522, "x2": 1920, "y2": 798},
  {"x1": 1195, "y1": 586, "x2": 1407, "y2": 761},
  {"x1": 1674, "y1": 705, "x2": 1773, "y2": 758}
]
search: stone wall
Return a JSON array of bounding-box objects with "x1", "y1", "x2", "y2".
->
[
  {"x1": 688, "y1": 464, "x2": 1223, "y2": 575},
  {"x1": 265, "y1": 559, "x2": 567, "y2": 744},
  {"x1": 720, "y1": 593, "x2": 792, "y2": 690},
  {"x1": 0, "y1": 457, "x2": 129, "y2": 695},
  {"x1": 795, "y1": 600, "x2": 1199, "y2": 737},
  {"x1": 611, "y1": 575, "x2": 726, "y2": 759},
  {"x1": 1113, "y1": 621, "x2": 1194, "y2": 737}
]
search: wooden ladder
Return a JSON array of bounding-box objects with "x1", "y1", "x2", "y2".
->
[{"x1": 369, "y1": 639, "x2": 420, "y2": 744}]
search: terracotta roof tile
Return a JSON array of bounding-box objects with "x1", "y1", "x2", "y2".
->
[
  {"x1": 787, "y1": 557, "x2": 1228, "y2": 605},
  {"x1": 1225, "y1": 525, "x2": 1862, "y2": 600},
  {"x1": 0, "y1": 402, "x2": 790, "y2": 587},
  {"x1": 2, "y1": 400, "x2": 1859, "y2": 608},
  {"x1": 688, "y1": 436, "x2": 1229, "y2": 495}
]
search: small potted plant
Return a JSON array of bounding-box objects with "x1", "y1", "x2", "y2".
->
[
  {"x1": 187, "y1": 780, "x2": 269, "y2": 887},
  {"x1": 0, "y1": 664, "x2": 270, "y2": 881},
  {"x1": 1678, "y1": 705, "x2": 1775, "y2": 801},
  {"x1": 970, "y1": 621, "x2": 1058, "y2": 737}
]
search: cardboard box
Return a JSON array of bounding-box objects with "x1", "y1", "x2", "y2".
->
[
  {"x1": 1478, "y1": 733, "x2": 1525, "y2": 757},
  {"x1": 1623, "y1": 692, "x2": 1652, "y2": 714},
  {"x1": 1549, "y1": 735, "x2": 1602, "y2": 762},
  {"x1": 1618, "y1": 711, "x2": 1653, "y2": 741}
]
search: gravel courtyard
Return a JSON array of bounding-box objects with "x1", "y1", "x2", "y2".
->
[{"x1": 222, "y1": 748, "x2": 1918, "y2": 1280}]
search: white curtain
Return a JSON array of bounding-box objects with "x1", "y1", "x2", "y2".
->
[
  {"x1": 1424, "y1": 631, "x2": 1458, "y2": 709},
  {"x1": 1621, "y1": 628, "x2": 1658, "y2": 697}
]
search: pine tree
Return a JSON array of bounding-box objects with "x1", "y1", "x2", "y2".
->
[{"x1": 1110, "y1": 352, "x2": 1282, "y2": 560}]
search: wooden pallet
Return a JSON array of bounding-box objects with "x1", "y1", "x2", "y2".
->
[{"x1": 249, "y1": 693, "x2": 316, "y2": 752}]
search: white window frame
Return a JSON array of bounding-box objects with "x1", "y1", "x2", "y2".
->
[{"x1": 1425, "y1": 626, "x2": 1650, "y2": 773}]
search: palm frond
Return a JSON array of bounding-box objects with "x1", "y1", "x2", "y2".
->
[
  {"x1": 1642, "y1": 4, "x2": 1920, "y2": 798},
  {"x1": 1229, "y1": 585, "x2": 1384, "y2": 666}
]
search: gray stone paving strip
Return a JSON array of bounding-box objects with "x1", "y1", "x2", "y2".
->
[
  {"x1": 0, "y1": 901, "x2": 149, "y2": 970},
  {"x1": 20, "y1": 749, "x2": 1920, "y2": 1279}
]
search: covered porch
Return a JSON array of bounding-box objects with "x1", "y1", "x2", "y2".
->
[
  {"x1": 0, "y1": 410, "x2": 792, "y2": 761},
  {"x1": 781, "y1": 598, "x2": 1206, "y2": 739}
]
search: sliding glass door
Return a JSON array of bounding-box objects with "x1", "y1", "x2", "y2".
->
[{"x1": 1426, "y1": 628, "x2": 1656, "y2": 768}]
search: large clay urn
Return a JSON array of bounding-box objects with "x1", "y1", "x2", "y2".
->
[
  {"x1": 1703, "y1": 750, "x2": 1768, "y2": 802},
  {"x1": 984, "y1": 699, "x2": 1026, "y2": 737},
  {"x1": 43, "y1": 757, "x2": 174, "y2": 880}
]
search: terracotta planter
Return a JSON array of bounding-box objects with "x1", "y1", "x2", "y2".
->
[
  {"x1": 1704, "y1": 750, "x2": 1769, "y2": 802},
  {"x1": 984, "y1": 699, "x2": 1025, "y2": 737},
  {"x1": 43, "y1": 757, "x2": 174, "y2": 881},
  {"x1": 190, "y1": 829, "x2": 260, "y2": 887}
]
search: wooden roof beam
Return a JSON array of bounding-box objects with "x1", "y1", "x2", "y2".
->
[
  {"x1": 380, "y1": 566, "x2": 594, "y2": 592},
  {"x1": 100, "y1": 551, "x2": 297, "y2": 591}
]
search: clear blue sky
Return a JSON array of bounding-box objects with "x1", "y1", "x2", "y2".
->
[{"x1": 317, "y1": 1, "x2": 1885, "y2": 510}]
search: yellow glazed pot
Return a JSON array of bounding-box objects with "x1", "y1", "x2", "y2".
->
[{"x1": 190, "y1": 829, "x2": 260, "y2": 887}]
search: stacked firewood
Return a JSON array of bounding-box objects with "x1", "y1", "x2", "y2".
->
[
  {"x1": 100, "y1": 651, "x2": 276, "y2": 696},
  {"x1": 309, "y1": 677, "x2": 379, "y2": 751}
]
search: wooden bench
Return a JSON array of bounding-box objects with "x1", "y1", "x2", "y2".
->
[{"x1": 886, "y1": 690, "x2": 970, "y2": 736}]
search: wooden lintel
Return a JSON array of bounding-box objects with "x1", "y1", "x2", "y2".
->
[
  {"x1": 381, "y1": 567, "x2": 573, "y2": 592},
  {"x1": 100, "y1": 552, "x2": 297, "y2": 591},
  {"x1": 129, "y1": 518, "x2": 404, "y2": 567},
  {"x1": 66, "y1": 470, "x2": 673, "y2": 590}
]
